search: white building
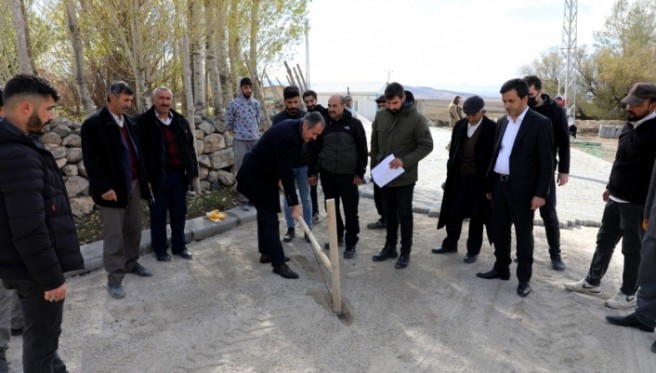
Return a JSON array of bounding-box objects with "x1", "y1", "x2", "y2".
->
[{"x1": 310, "y1": 82, "x2": 386, "y2": 122}]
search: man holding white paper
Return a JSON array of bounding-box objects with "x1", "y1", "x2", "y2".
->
[{"x1": 370, "y1": 83, "x2": 434, "y2": 269}]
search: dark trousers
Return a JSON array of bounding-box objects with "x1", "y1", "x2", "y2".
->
[
  {"x1": 3, "y1": 280, "x2": 67, "y2": 373},
  {"x1": 382, "y1": 183, "x2": 415, "y2": 256},
  {"x1": 311, "y1": 184, "x2": 319, "y2": 215},
  {"x1": 373, "y1": 182, "x2": 386, "y2": 222},
  {"x1": 539, "y1": 174, "x2": 561, "y2": 256},
  {"x1": 149, "y1": 170, "x2": 188, "y2": 256},
  {"x1": 320, "y1": 170, "x2": 360, "y2": 246},
  {"x1": 637, "y1": 235, "x2": 656, "y2": 328},
  {"x1": 585, "y1": 199, "x2": 643, "y2": 295},
  {"x1": 256, "y1": 207, "x2": 286, "y2": 267},
  {"x1": 491, "y1": 179, "x2": 535, "y2": 283},
  {"x1": 442, "y1": 173, "x2": 484, "y2": 255}
]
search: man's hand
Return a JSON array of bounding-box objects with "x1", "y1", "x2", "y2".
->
[
  {"x1": 291, "y1": 204, "x2": 302, "y2": 222},
  {"x1": 602, "y1": 189, "x2": 609, "y2": 202},
  {"x1": 101, "y1": 189, "x2": 117, "y2": 201},
  {"x1": 486, "y1": 192, "x2": 492, "y2": 200},
  {"x1": 44, "y1": 283, "x2": 67, "y2": 302},
  {"x1": 557, "y1": 173, "x2": 569, "y2": 186},
  {"x1": 531, "y1": 196, "x2": 546, "y2": 210},
  {"x1": 353, "y1": 176, "x2": 363, "y2": 185},
  {"x1": 389, "y1": 158, "x2": 404, "y2": 169},
  {"x1": 308, "y1": 175, "x2": 318, "y2": 186}
]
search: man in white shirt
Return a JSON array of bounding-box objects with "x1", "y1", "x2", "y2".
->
[{"x1": 476, "y1": 79, "x2": 553, "y2": 297}]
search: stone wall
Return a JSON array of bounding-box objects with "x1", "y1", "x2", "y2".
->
[{"x1": 42, "y1": 115, "x2": 235, "y2": 217}]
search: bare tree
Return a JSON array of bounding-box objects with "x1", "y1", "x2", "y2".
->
[
  {"x1": 65, "y1": 0, "x2": 95, "y2": 115},
  {"x1": 8, "y1": 0, "x2": 35, "y2": 74},
  {"x1": 190, "y1": 0, "x2": 207, "y2": 116},
  {"x1": 205, "y1": 0, "x2": 224, "y2": 117}
]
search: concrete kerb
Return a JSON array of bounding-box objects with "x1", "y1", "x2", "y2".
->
[{"x1": 69, "y1": 206, "x2": 257, "y2": 277}]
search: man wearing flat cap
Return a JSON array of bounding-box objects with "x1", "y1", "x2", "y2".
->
[
  {"x1": 432, "y1": 96, "x2": 496, "y2": 263},
  {"x1": 566, "y1": 82, "x2": 656, "y2": 309}
]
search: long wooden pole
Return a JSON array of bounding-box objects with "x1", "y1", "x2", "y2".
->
[
  {"x1": 298, "y1": 217, "x2": 332, "y2": 272},
  {"x1": 326, "y1": 199, "x2": 342, "y2": 315},
  {"x1": 296, "y1": 198, "x2": 342, "y2": 316}
]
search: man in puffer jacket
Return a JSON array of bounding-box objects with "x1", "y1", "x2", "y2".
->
[
  {"x1": 0, "y1": 74, "x2": 84, "y2": 373},
  {"x1": 308, "y1": 95, "x2": 368, "y2": 259},
  {"x1": 370, "y1": 82, "x2": 434, "y2": 269}
]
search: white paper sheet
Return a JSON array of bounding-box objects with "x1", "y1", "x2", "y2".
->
[{"x1": 371, "y1": 154, "x2": 405, "y2": 187}]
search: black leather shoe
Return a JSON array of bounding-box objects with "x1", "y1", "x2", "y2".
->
[
  {"x1": 367, "y1": 219, "x2": 386, "y2": 229},
  {"x1": 129, "y1": 263, "x2": 153, "y2": 277},
  {"x1": 606, "y1": 313, "x2": 655, "y2": 332},
  {"x1": 344, "y1": 246, "x2": 356, "y2": 259},
  {"x1": 551, "y1": 254, "x2": 565, "y2": 271},
  {"x1": 463, "y1": 254, "x2": 477, "y2": 264},
  {"x1": 372, "y1": 247, "x2": 398, "y2": 262},
  {"x1": 431, "y1": 246, "x2": 457, "y2": 254},
  {"x1": 476, "y1": 269, "x2": 510, "y2": 280},
  {"x1": 259, "y1": 254, "x2": 290, "y2": 264},
  {"x1": 156, "y1": 254, "x2": 172, "y2": 262},
  {"x1": 173, "y1": 249, "x2": 193, "y2": 260},
  {"x1": 517, "y1": 282, "x2": 531, "y2": 297},
  {"x1": 394, "y1": 255, "x2": 410, "y2": 269},
  {"x1": 283, "y1": 228, "x2": 295, "y2": 242},
  {"x1": 273, "y1": 263, "x2": 299, "y2": 279}
]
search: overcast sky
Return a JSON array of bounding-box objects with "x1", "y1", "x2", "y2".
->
[{"x1": 278, "y1": 0, "x2": 619, "y2": 95}]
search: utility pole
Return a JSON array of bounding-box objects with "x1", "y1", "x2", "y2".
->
[
  {"x1": 559, "y1": 0, "x2": 577, "y2": 124},
  {"x1": 305, "y1": 18, "x2": 310, "y2": 89}
]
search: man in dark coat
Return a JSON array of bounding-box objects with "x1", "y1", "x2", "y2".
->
[
  {"x1": 237, "y1": 112, "x2": 325, "y2": 279},
  {"x1": 0, "y1": 74, "x2": 84, "y2": 372},
  {"x1": 476, "y1": 79, "x2": 554, "y2": 297},
  {"x1": 81, "y1": 81, "x2": 154, "y2": 299},
  {"x1": 565, "y1": 82, "x2": 656, "y2": 309},
  {"x1": 136, "y1": 87, "x2": 199, "y2": 262},
  {"x1": 432, "y1": 96, "x2": 496, "y2": 264},
  {"x1": 272, "y1": 86, "x2": 311, "y2": 243},
  {"x1": 524, "y1": 75, "x2": 570, "y2": 271}
]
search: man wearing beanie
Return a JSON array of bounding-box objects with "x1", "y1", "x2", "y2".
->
[
  {"x1": 524, "y1": 75, "x2": 570, "y2": 271},
  {"x1": 226, "y1": 77, "x2": 261, "y2": 211},
  {"x1": 272, "y1": 86, "x2": 311, "y2": 243},
  {"x1": 432, "y1": 96, "x2": 496, "y2": 264}
]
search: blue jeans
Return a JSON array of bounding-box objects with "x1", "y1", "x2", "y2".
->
[
  {"x1": 284, "y1": 166, "x2": 312, "y2": 229},
  {"x1": 150, "y1": 170, "x2": 188, "y2": 256}
]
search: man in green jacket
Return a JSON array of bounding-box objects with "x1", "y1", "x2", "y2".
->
[{"x1": 370, "y1": 82, "x2": 434, "y2": 269}]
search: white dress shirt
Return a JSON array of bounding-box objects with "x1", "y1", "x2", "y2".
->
[{"x1": 493, "y1": 106, "x2": 529, "y2": 175}]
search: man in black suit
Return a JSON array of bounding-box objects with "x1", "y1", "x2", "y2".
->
[
  {"x1": 236, "y1": 112, "x2": 325, "y2": 279},
  {"x1": 432, "y1": 95, "x2": 496, "y2": 264},
  {"x1": 476, "y1": 79, "x2": 553, "y2": 297}
]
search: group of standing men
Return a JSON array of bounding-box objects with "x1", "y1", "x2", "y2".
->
[
  {"x1": 235, "y1": 81, "x2": 434, "y2": 278},
  {"x1": 434, "y1": 76, "x2": 569, "y2": 297},
  {"x1": 0, "y1": 74, "x2": 199, "y2": 371}
]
